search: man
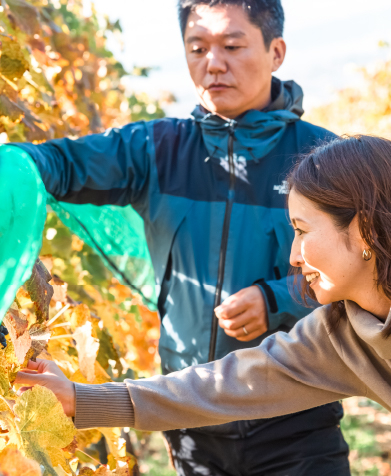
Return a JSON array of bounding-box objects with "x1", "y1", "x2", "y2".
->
[{"x1": 12, "y1": 1, "x2": 350, "y2": 474}]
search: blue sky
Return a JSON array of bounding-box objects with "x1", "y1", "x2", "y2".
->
[{"x1": 87, "y1": 0, "x2": 391, "y2": 117}]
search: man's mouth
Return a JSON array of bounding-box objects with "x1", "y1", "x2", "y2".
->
[
  {"x1": 305, "y1": 272, "x2": 320, "y2": 286},
  {"x1": 207, "y1": 83, "x2": 231, "y2": 91}
]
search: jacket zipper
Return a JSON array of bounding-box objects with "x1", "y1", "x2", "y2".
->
[{"x1": 208, "y1": 121, "x2": 236, "y2": 362}]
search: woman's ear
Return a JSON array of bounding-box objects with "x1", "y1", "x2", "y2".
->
[{"x1": 348, "y1": 215, "x2": 367, "y2": 252}]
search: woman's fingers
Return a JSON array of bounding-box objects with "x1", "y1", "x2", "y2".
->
[
  {"x1": 26, "y1": 360, "x2": 41, "y2": 371},
  {"x1": 15, "y1": 371, "x2": 45, "y2": 386}
]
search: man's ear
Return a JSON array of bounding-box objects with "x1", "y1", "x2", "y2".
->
[{"x1": 270, "y1": 37, "x2": 286, "y2": 73}]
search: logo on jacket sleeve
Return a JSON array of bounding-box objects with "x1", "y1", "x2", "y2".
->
[{"x1": 273, "y1": 181, "x2": 289, "y2": 194}]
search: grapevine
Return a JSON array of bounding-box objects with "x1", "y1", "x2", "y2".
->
[{"x1": 0, "y1": 0, "x2": 166, "y2": 473}]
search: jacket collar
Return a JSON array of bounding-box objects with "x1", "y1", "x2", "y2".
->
[
  {"x1": 345, "y1": 300, "x2": 391, "y2": 360},
  {"x1": 192, "y1": 78, "x2": 304, "y2": 161}
]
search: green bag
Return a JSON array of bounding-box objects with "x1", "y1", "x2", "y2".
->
[{"x1": 0, "y1": 146, "x2": 47, "y2": 324}]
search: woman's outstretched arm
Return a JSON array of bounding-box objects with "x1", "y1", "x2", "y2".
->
[{"x1": 16, "y1": 306, "x2": 368, "y2": 431}]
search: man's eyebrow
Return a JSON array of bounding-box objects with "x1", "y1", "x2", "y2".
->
[
  {"x1": 186, "y1": 35, "x2": 204, "y2": 44},
  {"x1": 186, "y1": 31, "x2": 246, "y2": 44},
  {"x1": 223, "y1": 31, "x2": 246, "y2": 39}
]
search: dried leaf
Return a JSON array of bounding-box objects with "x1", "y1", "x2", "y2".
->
[
  {"x1": 25, "y1": 259, "x2": 54, "y2": 323},
  {"x1": 50, "y1": 276, "x2": 68, "y2": 303},
  {"x1": 28, "y1": 323, "x2": 51, "y2": 361},
  {"x1": 3, "y1": 310, "x2": 31, "y2": 365},
  {"x1": 0, "y1": 445, "x2": 41, "y2": 476},
  {"x1": 73, "y1": 321, "x2": 99, "y2": 383}
]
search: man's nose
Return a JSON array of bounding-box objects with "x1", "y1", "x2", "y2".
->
[{"x1": 206, "y1": 48, "x2": 228, "y2": 75}]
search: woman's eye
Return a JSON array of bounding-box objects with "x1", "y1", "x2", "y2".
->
[
  {"x1": 225, "y1": 46, "x2": 240, "y2": 51},
  {"x1": 294, "y1": 228, "x2": 304, "y2": 236}
]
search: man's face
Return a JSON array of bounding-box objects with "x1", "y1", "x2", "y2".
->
[{"x1": 184, "y1": 5, "x2": 286, "y2": 119}]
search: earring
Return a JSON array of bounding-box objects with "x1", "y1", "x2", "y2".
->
[{"x1": 362, "y1": 249, "x2": 372, "y2": 261}]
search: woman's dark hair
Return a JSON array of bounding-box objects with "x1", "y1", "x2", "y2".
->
[
  {"x1": 177, "y1": 0, "x2": 284, "y2": 49},
  {"x1": 288, "y1": 135, "x2": 391, "y2": 338}
]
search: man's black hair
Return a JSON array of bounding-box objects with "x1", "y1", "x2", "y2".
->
[{"x1": 178, "y1": 0, "x2": 284, "y2": 48}]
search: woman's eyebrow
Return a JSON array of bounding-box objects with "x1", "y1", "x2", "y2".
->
[{"x1": 291, "y1": 217, "x2": 309, "y2": 226}]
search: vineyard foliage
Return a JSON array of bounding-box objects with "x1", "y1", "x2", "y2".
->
[
  {"x1": 306, "y1": 47, "x2": 391, "y2": 139},
  {"x1": 0, "y1": 0, "x2": 167, "y2": 474}
]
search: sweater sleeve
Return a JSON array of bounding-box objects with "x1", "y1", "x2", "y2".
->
[{"x1": 73, "y1": 307, "x2": 368, "y2": 431}]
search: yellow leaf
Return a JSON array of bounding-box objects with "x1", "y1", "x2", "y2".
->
[
  {"x1": 0, "y1": 35, "x2": 29, "y2": 80},
  {"x1": 70, "y1": 303, "x2": 90, "y2": 330},
  {"x1": 14, "y1": 385, "x2": 76, "y2": 476},
  {"x1": 0, "y1": 445, "x2": 41, "y2": 476},
  {"x1": 94, "y1": 466, "x2": 113, "y2": 476},
  {"x1": 70, "y1": 361, "x2": 111, "y2": 385},
  {"x1": 73, "y1": 321, "x2": 99, "y2": 383}
]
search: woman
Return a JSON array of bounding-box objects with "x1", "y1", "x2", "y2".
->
[{"x1": 16, "y1": 134, "x2": 391, "y2": 431}]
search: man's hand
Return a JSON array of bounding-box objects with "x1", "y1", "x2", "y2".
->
[
  {"x1": 215, "y1": 286, "x2": 268, "y2": 342},
  {"x1": 15, "y1": 359, "x2": 76, "y2": 417}
]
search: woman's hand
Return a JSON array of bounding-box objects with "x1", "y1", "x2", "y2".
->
[{"x1": 15, "y1": 359, "x2": 76, "y2": 417}]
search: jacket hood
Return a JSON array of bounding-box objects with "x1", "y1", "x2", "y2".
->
[
  {"x1": 192, "y1": 78, "x2": 304, "y2": 161},
  {"x1": 345, "y1": 300, "x2": 391, "y2": 360},
  {"x1": 265, "y1": 77, "x2": 304, "y2": 117}
]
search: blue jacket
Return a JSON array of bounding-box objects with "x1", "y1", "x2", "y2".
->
[{"x1": 15, "y1": 79, "x2": 335, "y2": 375}]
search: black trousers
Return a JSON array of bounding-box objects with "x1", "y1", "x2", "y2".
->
[{"x1": 164, "y1": 404, "x2": 350, "y2": 476}]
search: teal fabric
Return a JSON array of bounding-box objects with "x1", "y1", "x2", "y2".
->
[
  {"x1": 0, "y1": 146, "x2": 47, "y2": 323},
  {"x1": 47, "y1": 197, "x2": 156, "y2": 307},
  {"x1": 192, "y1": 107, "x2": 300, "y2": 161}
]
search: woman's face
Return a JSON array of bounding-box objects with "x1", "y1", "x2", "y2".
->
[{"x1": 288, "y1": 189, "x2": 375, "y2": 305}]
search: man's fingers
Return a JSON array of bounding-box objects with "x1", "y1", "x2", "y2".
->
[
  {"x1": 218, "y1": 310, "x2": 253, "y2": 331},
  {"x1": 215, "y1": 297, "x2": 248, "y2": 320}
]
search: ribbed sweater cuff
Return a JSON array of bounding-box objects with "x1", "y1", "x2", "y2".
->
[{"x1": 74, "y1": 382, "x2": 135, "y2": 429}]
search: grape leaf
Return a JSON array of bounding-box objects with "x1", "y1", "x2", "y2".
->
[
  {"x1": 94, "y1": 467, "x2": 113, "y2": 476},
  {"x1": 28, "y1": 323, "x2": 51, "y2": 361},
  {"x1": 25, "y1": 260, "x2": 54, "y2": 323},
  {"x1": 14, "y1": 385, "x2": 76, "y2": 476},
  {"x1": 73, "y1": 321, "x2": 99, "y2": 383},
  {"x1": 0, "y1": 95, "x2": 24, "y2": 122},
  {"x1": 5, "y1": 0, "x2": 40, "y2": 36},
  {"x1": 0, "y1": 445, "x2": 41, "y2": 476},
  {"x1": 0, "y1": 35, "x2": 29, "y2": 80},
  {"x1": 3, "y1": 309, "x2": 31, "y2": 365},
  {"x1": 70, "y1": 304, "x2": 90, "y2": 331}
]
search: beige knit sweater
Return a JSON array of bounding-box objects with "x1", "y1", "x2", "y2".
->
[{"x1": 74, "y1": 301, "x2": 391, "y2": 430}]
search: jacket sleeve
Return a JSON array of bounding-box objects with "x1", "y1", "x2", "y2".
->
[
  {"x1": 74, "y1": 308, "x2": 368, "y2": 431},
  {"x1": 255, "y1": 275, "x2": 317, "y2": 331},
  {"x1": 11, "y1": 121, "x2": 151, "y2": 207}
]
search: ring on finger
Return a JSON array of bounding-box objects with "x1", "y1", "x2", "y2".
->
[{"x1": 242, "y1": 325, "x2": 249, "y2": 336}]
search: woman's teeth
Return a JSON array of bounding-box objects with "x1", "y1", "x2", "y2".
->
[{"x1": 306, "y1": 272, "x2": 320, "y2": 284}]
